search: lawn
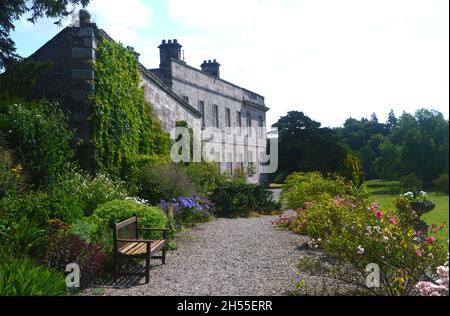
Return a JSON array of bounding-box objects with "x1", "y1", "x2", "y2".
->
[{"x1": 366, "y1": 180, "x2": 449, "y2": 242}]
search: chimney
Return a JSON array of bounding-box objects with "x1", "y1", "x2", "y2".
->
[
  {"x1": 79, "y1": 9, "x2": 94, "y2": 27},
  {"x1": 126, "y1": 46, "x2": 140, "y2": 61},
  {"x1": 201, "y1": 59, "x2": 220, "y2": 78},
  {"x1": 158, "y1": 39, "x2": 182, "y2": 69}
]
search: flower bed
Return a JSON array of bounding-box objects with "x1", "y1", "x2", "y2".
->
[{"x1": 274, "y1": 172, "x2": 449, "y2": 295}]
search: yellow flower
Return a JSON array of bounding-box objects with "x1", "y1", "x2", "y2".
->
[{"x1": 11, "y1": 164, "x2": 23, "y2": 174}]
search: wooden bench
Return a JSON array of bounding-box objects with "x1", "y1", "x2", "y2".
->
[{"x1": 112, "y1": 216, "x2": 168, "y2": 283}]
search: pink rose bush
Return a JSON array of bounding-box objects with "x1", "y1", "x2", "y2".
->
[
  {"x1": 415, "y1": 247, "x2": 449, "y2": 296},
  {"x1": 277, "y1": 175, "x2": 448, "y2": 295}
]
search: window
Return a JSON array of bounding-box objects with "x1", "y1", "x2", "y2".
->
[
  {"x1": 237, "y1": 111, "x2": 242, "y2": 127},
  {"x1": 226, "y1": 108, "x2": 231, "y2": 127},
  {"x1": 198, "y1": 101, "x2": 205, "y2": 128},
  {"x1": 246, "y1": 113, "x2": 252, "y2": 135},
  {"x1": 213, "y1": 104, "x2": 219, "y2": 128},
  {"x1": 227, "y1": 162, "x2": 233, "y2": 176},
  {"x1": 258, "y1": 115, "x2": 264, "y2": 137}
]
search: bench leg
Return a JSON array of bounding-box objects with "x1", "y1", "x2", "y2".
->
[
  {"x1": 112, "y1": 253, "x2": 117, "y2": 283},
  {"x1": 162, "y1": 247, "x2": 166, "y2": 265},
  {"x1": 145, "y1": 245, "x2": 151, "y2": 284}
]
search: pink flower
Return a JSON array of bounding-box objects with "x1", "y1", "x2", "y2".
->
[
  {"x1": 370, "y1": 203, "x2": 381, "y2": 212},
  {"x1": 426, "y1": 236, "x2": 436, "y2": 244},
  {"x1": 415, "y1": 250, "x2": 423, "y2": 257},
  {"x1": 416, "y1": 231, "x2": 423, "y2": 237},
  {"x1": 375, "y1": 211, "x2": 384, "y2": 219},
  {"x1": 389, "y1": 218, "x2": 397, "y2": 225}
]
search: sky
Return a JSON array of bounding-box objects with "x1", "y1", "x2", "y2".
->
[{"x1": 10, "y1": 0, "x2": 449, "y2": 127}]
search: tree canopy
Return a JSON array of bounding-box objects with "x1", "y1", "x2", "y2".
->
[{"x1": 272, "y1": 111, "x2": 362, "y2": 185}]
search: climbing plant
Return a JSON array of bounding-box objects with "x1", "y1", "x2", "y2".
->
[{"x1": 92, "y1": 39, "x2": 171, "y2": 180}]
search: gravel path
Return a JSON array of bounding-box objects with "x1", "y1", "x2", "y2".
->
[{"x1": 101, "y1": 216, "x2": 314, "y2": 296}]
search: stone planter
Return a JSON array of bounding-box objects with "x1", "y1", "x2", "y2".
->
[
  {"x1": 410, "y1": 201, "x2": 436, "y2": 236},
  {"x1": 410, "y1": 201, "x2": 436, "y2": 216}
]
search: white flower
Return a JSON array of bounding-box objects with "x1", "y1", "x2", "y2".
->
[
  {"x1": 383, "y1": 236, "x2": 389, "y2": 241},
  {"x1": 357, "y1": 245, "x2": 365, "y2": 255}
]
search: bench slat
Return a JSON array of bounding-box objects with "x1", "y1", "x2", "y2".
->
[{"x1": 119, "y1": 240, "x2": 166, "y2": 256}]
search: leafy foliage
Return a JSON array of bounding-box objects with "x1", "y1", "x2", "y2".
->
[
  {"x1": 271, "y1": 111, "x2": 364, "y2": 185},
  {"x1": 0, "y1": 256, "x2": 66, "y2": 296},
  {"x1": 137, "y1": 162, "x2": 197, "y2": 203},
  {"x1": 51, "y1": 169, "x2": 129, "y2": 218},
  {"x1": 92, "y1": 39, "x2": 171, "y2": 180},
  {"x1": 339, "y1": 109, "x2": 449, "y2": 185},
  {"x1": 280, "y1": 172, "x2": 368, "y2": 210},
  {"x1": 211, "y1": 182, "x2": 278, "y2": 218},
  {"x1": 159, "y1": 196, "x2": 214, "y2": 228},
  {"x1": 433, "y1": 173, "x2": 449, "y2": 195},
  {"x1": 275, "y1": 172, "x2": 448, "y2": 296},
  {"x1": 44, "y1": 234, "x2": 108, "y2": 287},
  {"x1": 91, "y1": 199, "x2": 167, "y2": 240},
  {"x1": 185, "y1": 162, "x2": 226, "y2": 197},
  {"x1": 0, "y1": 100, "x2": 74, "y2": 187},
  {"x1": 399, "y1": 173, "x2": 423, "y2": 193},
  {"x1": 0, "y1": 134, "x2": 23, "y2": 198}
]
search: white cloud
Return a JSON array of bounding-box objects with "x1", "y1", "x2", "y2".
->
[
  {"x1": 86, "y1": 0, "x2": 151, "y2": 45},
  {"x1": 167, "y1": 0, "x2": 449, "y2": 127}
]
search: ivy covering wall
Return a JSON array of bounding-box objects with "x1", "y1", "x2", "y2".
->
[{"x1": 92, "y1": 39, "x2": 171, "y2": 179}]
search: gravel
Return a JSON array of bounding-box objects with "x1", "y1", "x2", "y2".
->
[{"x1": 89, "y1": 215, "x2": 349, "y2": 296}]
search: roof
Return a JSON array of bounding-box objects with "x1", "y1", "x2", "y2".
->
[
  {"x1": 151, "y1": 58, "x2": 269, "y2": 111},
  {"x1": 96, "y1": 28, "x2": 202, "y2": 118}
]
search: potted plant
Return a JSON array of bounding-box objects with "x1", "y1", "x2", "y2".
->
[{"x1": 402, "y1": 191, "x2": 436, "y2": 216}]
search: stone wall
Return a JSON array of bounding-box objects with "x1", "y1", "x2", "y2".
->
[{"x1": 27, "y1": 16, "x2": 96, "y2": 170}]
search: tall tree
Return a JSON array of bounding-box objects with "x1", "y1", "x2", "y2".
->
[
  {"x1": 386, "y1": 109, "x2": 398, "y2": 132},
  {"x1": 272, "y1": 111, "x2": 357, "y2": 180},
  {"x1": 0, "y1": 0, "x2": 90, "y2": 70}
]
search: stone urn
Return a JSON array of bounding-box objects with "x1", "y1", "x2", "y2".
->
[
  {"x1": 410, "y1": 201, "x2": 436, "y2": 236},
  {"x1": 410, "y1": 201, "x2": 436, "y2": 216}
]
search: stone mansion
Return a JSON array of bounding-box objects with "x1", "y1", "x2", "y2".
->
[{"x1": 23, "y1": 10, "x2": 270, "y2": 183}]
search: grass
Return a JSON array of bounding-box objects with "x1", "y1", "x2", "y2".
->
[{"x1": 366, "y1": 179, "x2": 449, "y2": 242}]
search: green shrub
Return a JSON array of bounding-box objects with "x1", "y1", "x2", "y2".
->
[
  {"x1": 211, "y1": 182, "x2": 278, "y2": 218},
  {"x1": 0, "y1": 215, "x2": 46, "y2": 257},
  {"x1": 280, "y1": 172, "x2": 368, "y2": 210},
  {"x1": 0, "y1": 100, "x2": 74, "y2": 188},
  {"x1": 320, "y1": 202, "x2": 447, "y2": 296},
  {"x1": 185, "y1": 162, "x2": 225, "y2": 197},
  {"x1": 432, "y1": 173, "x2": 449, "y2": 195},
  {"x1": 0, "y1": 134, "x2": 23, "y2": 198},
  {"x1": 399, "y1": 172, "x2": 423, "y2": 192},
  {"x1": 274, "y1": 177, "x2": 448, "y2": 295},
  {"x1": 0, "y1": 192, "x2": 51, "y2": 225},
  {"x1": 53, "y1": 169, "x2": 129, "y2": 217},
  {"x1": 0, "y1": 257, "x2": 66, "y2": 296},
  {"x1": 137, "y1": 162, "x2": 197, "y2": 203},
  {"x1": 92, "y1": 199, "x2": 167, "y2": 240},
  {"x1": 69, "y1": 218, "x2": 99, "y2": 244},
  {"x1": 274, "y1": 171, "x2": 289, "y2": 184}
]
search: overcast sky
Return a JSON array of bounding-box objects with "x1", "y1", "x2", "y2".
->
[{"x1": 11, "y1": 0, "x2": 449, "y2": 127}]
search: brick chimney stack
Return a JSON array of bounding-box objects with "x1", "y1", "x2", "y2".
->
[
  {"x1": 158, "y1": 39, "x2": 182, "y2": 69},
  {"x1": 201, "y1": 59, "x2": 220, "y2": 78}
]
